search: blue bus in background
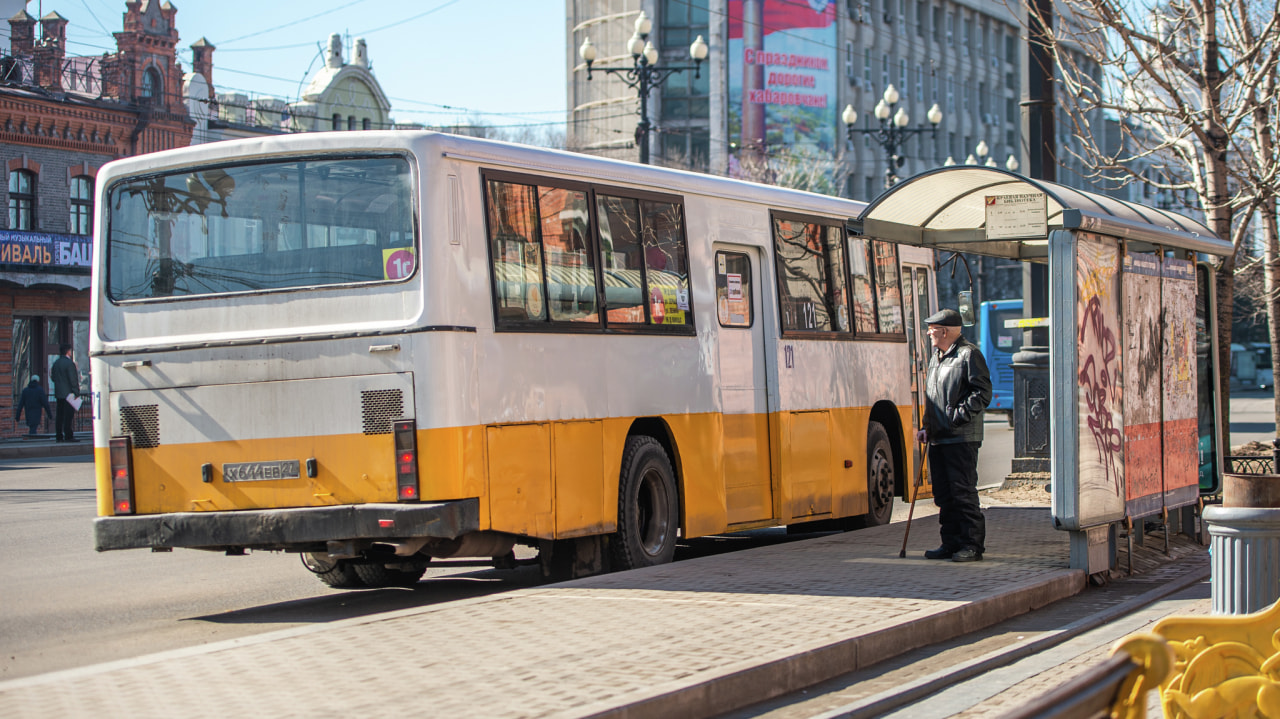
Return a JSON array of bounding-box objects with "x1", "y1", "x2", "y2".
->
[{"x1": 978, "y1": 299, "x2": 1023, "y2": 416}]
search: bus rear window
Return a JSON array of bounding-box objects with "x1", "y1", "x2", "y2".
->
[
  {"x1": 107, "y1": 156, "x2": 414, "y2": 301},
  {"x1": 989, "y1": 308, "x2": 1024, "y2": 352}
]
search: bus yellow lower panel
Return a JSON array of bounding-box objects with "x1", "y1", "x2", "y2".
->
[{"x1": 97, "y1": 406, "x2": 912, "y2": 545}]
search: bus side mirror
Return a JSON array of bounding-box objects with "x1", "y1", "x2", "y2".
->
[{"x1": 958, "y1": 291, "x2": 976, "y2": 327}]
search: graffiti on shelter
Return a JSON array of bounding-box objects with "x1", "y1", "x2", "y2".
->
[{"x1": 1079, "y1": 294, "x2": 1123, "y2": 492}]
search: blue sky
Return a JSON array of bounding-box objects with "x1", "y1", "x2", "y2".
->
[{"x1": 45, "y1": 0, "x2": 568, "y2": 131}]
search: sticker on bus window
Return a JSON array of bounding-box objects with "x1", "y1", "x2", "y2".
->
[
  {"x1": 998, "y1": 335, "x2": 1013, "y2": 348},
  {"x1": 651, "y1": 286, "x2": 686, "y2": 325},
  {"x1": 383, "y1": 247, "x2": 416, "y2": 280},
  {"x1": 726, "y1": 273, "x2": 742, "y2": 300}
]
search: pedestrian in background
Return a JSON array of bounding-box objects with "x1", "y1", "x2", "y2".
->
[
  {"x1": 15, "y1": 375, "x2": 51, "y2": 436},
  {"x1": 919, "y1": 308, "x2": 992, "y2": 563},
  {"x1": 52, "y1": 344, "x2": 81, "y2": 443}
]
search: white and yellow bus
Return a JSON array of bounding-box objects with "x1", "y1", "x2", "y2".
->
[{"x1": 91, "y1": 131, "x2": 936, "y2": 587}]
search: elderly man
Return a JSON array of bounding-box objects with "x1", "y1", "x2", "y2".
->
[{"x1": 920, "y1": 308, "x2": 992, "y2": 563}]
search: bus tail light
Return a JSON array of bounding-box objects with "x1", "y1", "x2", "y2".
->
[
  {"x1": 393, "y1": 419, "x2": 419, "y2": 502},
  {"x1": 109, "y1": 437, "x2": 136, "y2": 515}
]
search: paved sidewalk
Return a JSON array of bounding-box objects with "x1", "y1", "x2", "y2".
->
[
  {"x1": 0, "y1": 506, "x2": 1117, "y2": 719},
  {"x1": 0, "y1": 436, "x2": 93, "y2": 460}
]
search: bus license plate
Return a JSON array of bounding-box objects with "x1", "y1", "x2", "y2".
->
[{"x1": 222, "y1": 460, "x2": 301, "y2": 482}]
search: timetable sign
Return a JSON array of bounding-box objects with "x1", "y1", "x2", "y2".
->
[{"x1": 985, "y1": 193, "x2": 1048, "y2": 240}]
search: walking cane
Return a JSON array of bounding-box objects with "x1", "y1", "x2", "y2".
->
[{"x1": 899, "y1": 435, "x2": 925, "y2": 558}]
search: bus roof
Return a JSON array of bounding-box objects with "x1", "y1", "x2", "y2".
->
[{"x1": 97, "y1": 130, "x2": 868, "y2": 221}]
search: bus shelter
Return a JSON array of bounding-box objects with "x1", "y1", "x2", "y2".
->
[{"x1": 849, "y1": 166, "x2": 1231, "y2": 574}]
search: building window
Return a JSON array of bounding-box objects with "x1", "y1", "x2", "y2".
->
[
  {"x1": 915, "y1": 0, "x2": 925, "y2": 35},
  {"x1": 946, "y1": 12, "x2": 954, "y2": 44},
  {"x1": 899, "y1": 59, "x2": 908, "y2": 96},
  {"x1": 660, "y1": 0, "x2": 708, "y2": 48},
  {"x1": 348, "y1": 116, "x2": 356, "y2": 131},
  {"x1": 864, "y1": 49, "x2": 873, "y2": 87},
  {"x1": 332, "y1": 113, "x2": 342, "y2": 130},
  {"x1": 362, "y1": 118, "x2": 371, "y2": 130},
  {"x1": 69, "y1": 176, "x2": 93, "y2": 236},
  {"x1": 8, "y1": 169, "x2": 35, "y2": 230},
  {"x1": 141, "y1": 68, "x2": 161, "y2": 103}
]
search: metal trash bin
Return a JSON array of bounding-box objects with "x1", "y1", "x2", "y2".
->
[{"x1": 1204, "y1": 473, "x2": 1280, "y2": 614}]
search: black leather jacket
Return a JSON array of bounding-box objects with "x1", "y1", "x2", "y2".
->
[{"x1": 925, "y1": 335, "x2": 992, "y2": 445}]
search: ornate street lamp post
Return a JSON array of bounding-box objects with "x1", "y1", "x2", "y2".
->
[
  {"x1": 579, "y1": 12, "x2": 708, "y2": 165},
  {"x1": 843, "y1": 84, "x2": 943, "y2": 188},
  {"x1": 943, "y1": 140, "x2": 1020, "y2": 171}
]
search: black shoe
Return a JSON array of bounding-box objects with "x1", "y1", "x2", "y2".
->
[
  {"x1": 65, "y1": 437, "x2": 79, "y2": 443},
  {"x1": 952, "y1": 548, "x2": 983, "y2": 562},
  {"x1": 924, "y1": 547, "x2": 954, "y2": 560}
]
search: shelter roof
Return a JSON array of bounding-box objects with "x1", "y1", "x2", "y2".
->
[{"x1": 851, "y1": 167, "x2": 1229, "y2": 261}]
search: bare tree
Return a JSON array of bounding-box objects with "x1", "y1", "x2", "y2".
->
[
  {"x1": 730, "y1": 147, "x2": 844, "y2": 197},
  {"x1": 1038, "y1": 0, "x2": 1280, "y2": 442}
]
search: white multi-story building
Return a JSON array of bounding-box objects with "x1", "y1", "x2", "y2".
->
[{"x1": 568, "y1": 0, "x2": 1098, "y2": 203}]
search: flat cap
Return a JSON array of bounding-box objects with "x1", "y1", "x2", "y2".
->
[{"x1": 924, "y1": 308, "x2": 962, "y2": 326}]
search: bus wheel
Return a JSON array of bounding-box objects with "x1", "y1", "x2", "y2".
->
[
  {"x1": 611, "y1": 435, "x2": 679, "y2": 570},
  {"x1": 301, "y1": 552, "x2": 365, "y2": 589},
  {"x1": 353, "y1": 561, "x2": 428, "y2": 588},
  {"x1": 853, "y1": 421, "x2": 895, "y2": 528}
]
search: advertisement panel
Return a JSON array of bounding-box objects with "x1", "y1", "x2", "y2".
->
[
  {"x1": 728, "y1": 0, "x2": 837, "y2": 165},
  {"x1": 0, "y1": 231, "x2": 92, "y2": 269}
]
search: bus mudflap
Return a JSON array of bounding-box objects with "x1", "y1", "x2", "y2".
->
[{"x1": 93, "y1": 499, "x2": 480, "y2": 552}]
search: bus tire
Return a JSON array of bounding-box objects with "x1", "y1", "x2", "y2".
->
[
  {"x1": 611, "y1": 435, "x2": 679, "y2": 570},
  {"x1": 353, "y1": 561, "x2": 427, "y2": 588},
  {"x1": 301, "y1": 553, "x2": 365, "y2": 589},
  {"x1": 851, "y1": 421, "x2": 895, "y2": 528}
]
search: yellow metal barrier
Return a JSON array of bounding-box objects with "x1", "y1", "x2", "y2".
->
[
  {"x1": 1149, "y1": 598, "x2": 1280, "y2": 718},
  {"x1": 1010, "y1": 599, "x2": 1280, "y2": 718}
]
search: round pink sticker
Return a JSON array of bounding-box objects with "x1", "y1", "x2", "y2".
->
[{"x1": 385, "y1": 250, "x2": 415, "y2": 279}]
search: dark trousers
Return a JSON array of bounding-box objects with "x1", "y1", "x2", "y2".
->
[
  {"x1": 24, "y1": 416, "x2": 42, "y2": 435},
  {"x1": 56, "y1": 398, "x2": 76, "y2": 440},
  {"x1": 929, "y1": 441, "x2": 985, "y2": 554}
]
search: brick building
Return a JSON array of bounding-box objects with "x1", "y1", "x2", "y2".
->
[{"x1": 1, "y1": 0, "x2": 198, "y2": 438}]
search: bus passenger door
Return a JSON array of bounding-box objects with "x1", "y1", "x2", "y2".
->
[
  {"x1": 715, "y1": 247, "x2": 774, "y2": 526},
  {"x1": 903, "y1": 264, "x2": 934, "y2": 499}
]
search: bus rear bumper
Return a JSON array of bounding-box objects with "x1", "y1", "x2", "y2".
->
[{"x1": 93, "y1": 499, "x2": 481, "y2": 552}]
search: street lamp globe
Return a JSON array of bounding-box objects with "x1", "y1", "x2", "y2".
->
[
  {"x1": 883, "y1": 83, "x2": 900, "y2": 105},
  {"x1": 927, "y1": 103, "x2": 943, "y2": 125},
  {"x1": 579, "y1": 37, "x2": 597, "y2": 63},
  {"x1": 643, "y1": 41, "x2": 658, "y2": 65},
  {"x1": 1006, "y1": 155, "x2": 1020, "y2": 172},
  {"x1": 628, "y1": 32, "x2": 646, "y2": 56},
  {"x1": 984, "y1": 157, "x2": 998, "y2": 167},
  {"x1": 634, "y1": 10, "x2": 652, "y2": 36},
  {"x1": 975, "y1": 140, "x2": 989, "y2": 160},
  {"x1": 690, "y1": 35, "x2": 708, "y2": 61},
  {"x1": 893, "y1": 107, "x2": 909, "y2": 128},
  {"x1": 842, "y1": 104, "x2": 858, "y2": 126},
  {"x1": 874, "y1": 99, "x2": 890, "y2": 120},
  {"x1": 965, "y1": 153, "x2": 978, "y2": 165},
  {"x1": 943, "y1": 156, "x2": 956, "y2": 166}
]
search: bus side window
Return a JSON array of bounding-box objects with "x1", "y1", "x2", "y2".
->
[
  {"x1": 774, "y1": 216, "x2": 848, "y2": 334},
  {"x1": 485, "y1": 180, "x2": 548, "y2": 322},
  {"x1": 871, "y1": 240, "x2": 904, "y2": 333},
  {"x1": 848, "y1": 237, "x2": 878, "y2": 333},
  {"x1": 598, "y1": 195, "x2": 693, "y2": 327}
]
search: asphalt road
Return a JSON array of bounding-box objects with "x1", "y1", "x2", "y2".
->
[{"x1": 0, "y1": 393, "x2": 1264, "y2": 684}]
